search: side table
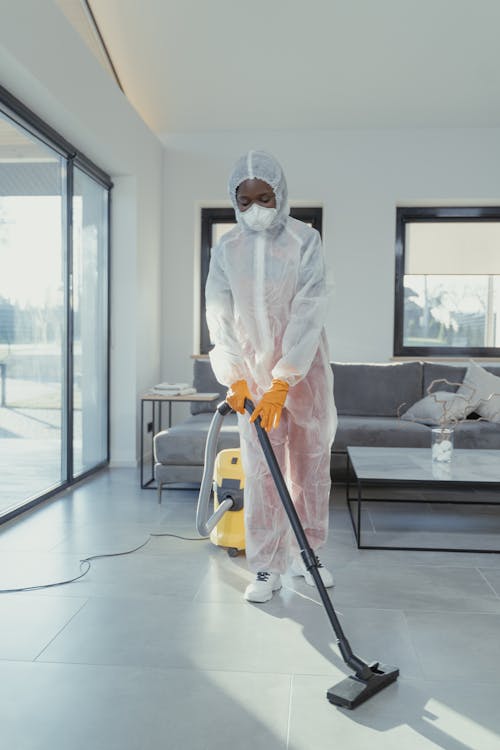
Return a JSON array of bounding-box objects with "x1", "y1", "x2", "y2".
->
[{"x1": 140, "y1": 391, "x2": 220, "y2": 489}]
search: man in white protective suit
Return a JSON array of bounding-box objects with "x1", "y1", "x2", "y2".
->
[{"x1": 205, "y1": 150, "x2": 337, "y2": 603}]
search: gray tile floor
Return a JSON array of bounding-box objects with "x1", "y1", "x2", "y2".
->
[{"x1": 1, "y1": 469, "x2": 500, "y2": 749}]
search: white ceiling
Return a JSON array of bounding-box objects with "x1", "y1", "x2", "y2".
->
[{"x1": 86, "y1": 0, "x2": 500, "y2": 135}]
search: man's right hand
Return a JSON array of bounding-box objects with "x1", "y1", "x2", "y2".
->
[{"x1": 226, "y1": 379, "x2": 252, "y2": 413}]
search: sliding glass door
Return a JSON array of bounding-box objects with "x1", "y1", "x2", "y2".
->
[
  {"x1": 72, "y1": 167, "x2": 108, "y2": 476},
  {"x1": 0, "y1": 117, "x2": 66, "y2": 513},
  {"x1": 0, "y1": 92, "x2": 111, "y2": 520}
]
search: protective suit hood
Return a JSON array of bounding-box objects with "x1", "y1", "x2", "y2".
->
[{"x1": 228, "y1": 150, "x2": 290, "y2": 230}]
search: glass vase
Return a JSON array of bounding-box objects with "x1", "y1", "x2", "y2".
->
[{"x1": 431, "y1": 427, "x2": 454, "y2": 463}]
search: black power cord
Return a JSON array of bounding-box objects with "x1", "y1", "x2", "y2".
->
[{"x1": 0, "y1": 531, "x2": 209, "y2": 594}]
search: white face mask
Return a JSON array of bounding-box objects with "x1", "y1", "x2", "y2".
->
[{"x1": 239, "y1": 203, "x2": 277, "y2": 231}]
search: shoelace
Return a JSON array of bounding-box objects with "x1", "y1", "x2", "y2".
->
[
  {"x1": 297, "y1": 555, "x2": 324, "y2": 570},
  {"x1": 256, "y1": 572, "x2": 271, "y2": 582}
]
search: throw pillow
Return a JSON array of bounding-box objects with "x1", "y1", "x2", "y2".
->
[
  {"x1": 400, "y1": 390, "x2": 476, "y2": 426},
  {"x1": 459, "y1": 361, "x2": 500, "y2": 422}
]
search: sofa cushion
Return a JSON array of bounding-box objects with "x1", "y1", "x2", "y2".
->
[
  {"x1": 333, "y1": 415, "x2": 431, "y2": 451},
  {"x1": 332, "y1": 361, "x2": 422, "y2": 417},
  {"x1": 460, "y1": 361, "x2": 500, "y2": 422},
  {"x1": 423, "y1": 362, "x2": 500, "y2": 397},
  {"x1": 154, "y1": 412, "x2": 239, "y2": 465},
  {"x1": 423, "y1": 363, "x2": 467, "y2": 395},
  {"x1": 155, "y1": 464, "x2": 205, "y2": 485},
  {"x1": 453, "y1": 419, "x2": 500, "y2": 449},
  {"x1": 400, "y1": 390, "x2": 477, "y2": 425},
  {"x1": 191, "y1": 358, "x2": 226, "y2": 415}
]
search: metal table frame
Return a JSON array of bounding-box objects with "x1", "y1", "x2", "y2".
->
[{"x1": 345, "y1": 448, "x2": 500, "y2": 553}]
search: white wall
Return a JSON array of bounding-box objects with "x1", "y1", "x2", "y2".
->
[
  {"x1": 3, "y1": 0, "x2": 500, "y2": 456},
  {"x1": 0, "y1": 0, "x2": 164, "y2": 465},
  {"x1": 161, "y1": 128, "x2": 500, "y2": 383}
]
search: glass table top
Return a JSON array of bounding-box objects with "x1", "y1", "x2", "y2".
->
[{"x1": 347, "y1": 447, "x2": 500, "y2": 484}]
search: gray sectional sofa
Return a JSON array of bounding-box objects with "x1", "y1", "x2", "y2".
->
[{"x1": 153, "y1": 358, "x2": 500, "y2": 496}]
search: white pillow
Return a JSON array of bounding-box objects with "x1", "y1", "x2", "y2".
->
[
  {"x1": 459, "y1": 361, "x2": 500, "y2": 422},
  {"x1": 400, "y1": 390, "x2": 476, "y2": 426}
]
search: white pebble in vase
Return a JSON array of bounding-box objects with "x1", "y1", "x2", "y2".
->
[{"x1": 431, "y1": 428, "x2": 454, "y2": 463}]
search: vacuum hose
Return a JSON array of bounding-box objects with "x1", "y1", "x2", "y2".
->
[{"x1": 196, "y1": 401, "x2": 234, "y2": 536}]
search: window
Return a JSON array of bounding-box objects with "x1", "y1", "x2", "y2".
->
[
  {"x1": 0, "y1": 84, "x2": 111, "y2": 521},
  {"x1": 72, "y1": 167, "x2": 109, "y2": 476},
  {"x1": 199, "y1": 207, "x2": 322, "y2": 354},
  {"x1": 394, "y1": 206, "x2": 500, "y2": 357}
]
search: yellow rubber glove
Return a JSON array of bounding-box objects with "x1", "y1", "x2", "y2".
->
[
  {"x1": 226, "y1": 379, "x2": 252, "y2": 414},
  {"x1": 250, "y1": 379, "x2": 289, "y2": 432}
]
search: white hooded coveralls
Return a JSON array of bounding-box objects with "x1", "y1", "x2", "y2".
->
[{"x1": 205, "y1": 151, "x2": 337, "y2": 573}]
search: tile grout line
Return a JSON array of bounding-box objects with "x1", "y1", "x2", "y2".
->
[
  {"x1": 476, "y1": 567, "x2": 500, "y2": 599},
  {"x1": 285, "y1": 674, "x2": 294, "y2": 750},
  {"x1": 401, "y1": 609, "x2": 427, "y2": 681},
  {"x1": 366, "y1": 510, "x2": 376, "y2": 533},
  {"x1": 32, "y1": 598, "x2": 90, "y2": 662}
]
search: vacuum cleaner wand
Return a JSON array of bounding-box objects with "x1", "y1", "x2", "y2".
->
[{"x1": 244, "y1": 399, "x2": 399, "y2": 710}]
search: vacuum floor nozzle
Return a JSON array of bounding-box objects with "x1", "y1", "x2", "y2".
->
[{"x1": 327, "y1": 663, "x2": 400, "y2": 710}]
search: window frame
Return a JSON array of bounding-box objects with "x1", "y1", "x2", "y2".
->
[
  {"x1": 394, "y1": 205, "x2": 500, "y2": 358},
  {"x1": 0, "y1": 83, "x2": 112, "y2": 524},
  {"x1": 199, "y1": 206, "x2": 323, "y2": 355}
]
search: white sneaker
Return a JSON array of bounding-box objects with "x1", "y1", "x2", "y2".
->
[
  {"x1": 289, "y1": 555, "x2": 334, "y2": 588},
  {"x1": 244, "y1": 572, "x2": 282, "y2": 603}
]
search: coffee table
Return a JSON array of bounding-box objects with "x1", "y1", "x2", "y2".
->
[{"x1": 346, "y1": 446, "x2": 500, "y2": 552}]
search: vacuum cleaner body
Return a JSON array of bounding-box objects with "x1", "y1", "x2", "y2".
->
[
  {"x1": 210, "y1": 448, "x2": 245, "y2": 554},
  {"x1": 196, "y1": 403, "x2": 246, "y2": 557}
]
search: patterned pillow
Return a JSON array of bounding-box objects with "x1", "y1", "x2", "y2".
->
[
  {"x1": 459, "y1": 361, "x2": 500, "y2": 422},
  {"x1": 400, "y1": 390, "x2": 477, "y2": 425}
]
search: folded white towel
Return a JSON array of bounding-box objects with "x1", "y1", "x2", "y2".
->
[
  {"x1": 151, "y1": 384, "x2": 197, "y2": 396},
  {"x1": 153, "y1": 382, "x2": 191, "y2": 391}
]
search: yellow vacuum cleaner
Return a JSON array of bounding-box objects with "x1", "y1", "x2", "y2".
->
[
  {"x1": 210, "y1": 448, "x2": 245, "y2": 555},
  {"x1": 196, "y1": 411, "x2": 245, "y2": 557}
]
